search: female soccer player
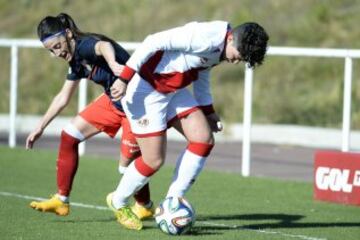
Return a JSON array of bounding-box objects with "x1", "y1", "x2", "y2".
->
[
  {"x1": 108, "y1": 21, "x2": 269, "y2": 230},
  {"x1": 26, "y1": 13, "x2": 154, "y2": 223}
]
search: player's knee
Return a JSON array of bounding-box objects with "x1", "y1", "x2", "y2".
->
[
  {"x1": 193, "y1": 131, "x2": 214, "y2": 145},
  {"x1": 59, "y1": 132, "x2": 80, "y2": 149},
  {"x1": 140, "y1": 152, "x2": 165, "y2": 170},
  {"x1": 188, "y1": 141, "x2": 214, "y2": 157},
  {"x1": 134, "y1": 156, "x2": 161, "y2": 177},
  {"x1": 145, "y1": 156, "x2": 164, "y2": 170},
  {"x1": 206, "y1": 133, "x2": 215, "y2": 145},
  {"x1": 62, "y1": 124, "x2": 85, "y2": 142}
]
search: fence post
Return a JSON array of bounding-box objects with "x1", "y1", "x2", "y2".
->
[
  {"x1": 242, "y1": 66, "x2": 253, "y2": 177},
  {"x1": 78, "y1": 78, "x2": 87, "y2": 156},
  {"x1": 341, "y1": 57, "x2": 353, "y2": 152},
  {"x1": 9, "y1": 45, "x2": 18, "y2": 148}
]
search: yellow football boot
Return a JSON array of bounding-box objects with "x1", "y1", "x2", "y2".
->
[
  {"x1": 106, "y1": 192, "x2": 143, "y2": 230},
  {"x1": 30, "y1": 194, "x2": 69, "y2": 216},
  {"x1": 131, "y1": 201, "x2": 155, "y2": 220}
]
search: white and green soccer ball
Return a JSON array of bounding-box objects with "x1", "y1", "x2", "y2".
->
[{"x1": 154, "y1": 196, "x2": 195, "y2": 235}]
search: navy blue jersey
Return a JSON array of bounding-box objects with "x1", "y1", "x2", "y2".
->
[{"x1": 67, "y1": 35, "x2": 130, "y2": 111}]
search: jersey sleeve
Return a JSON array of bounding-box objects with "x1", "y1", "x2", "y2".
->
[
  {"x1": 193, "y1": 69, "x2": 215, "y2": 115},
  {"x1": 77, "y1": 37, "x2": 100, "y2": 63},
  {"x1": 119, "y1": 21, "x2": 229, "y2": 81},
  {"x1": 113, "y1": 43, "x2": 130, "y2": 65}
]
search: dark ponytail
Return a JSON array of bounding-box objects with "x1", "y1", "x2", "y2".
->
[
  {"x1": 37, "y1": 13, "x2": 84, "y2": 41},
  {"x1": 37, "y1": 13, "x2": 117, "y2": 46},
  {"x1": 56, "y1": 13, "x2": 83, "y2": 38}
]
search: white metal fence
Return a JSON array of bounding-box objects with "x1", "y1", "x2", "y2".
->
[{"x1": 1, "y1": 38, "x2": 359, "y2": 176}]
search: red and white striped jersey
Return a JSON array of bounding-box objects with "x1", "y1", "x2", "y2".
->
[{"x1": 120, "y1": 21, "x2": 230, "y2": 112}]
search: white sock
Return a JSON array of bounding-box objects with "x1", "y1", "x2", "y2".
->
[
  {"x1": 63, "y1": 124, "x2": 85, "y2": 141},
  {"x1": 166, "y1": 149, "x2": 206, "y2": 198},
  {"x1": 118, "y1": 165, "x2": 127, "y2": 175},
  {"x1": 167, "y1": 150, "x2": 185, "y2": 189},
  {"x1": 57, "y1": 194, "x2": 69, "y2": 203},
  {"x1": 112, "y1": 161, "x2": 149, "y2": 209}
]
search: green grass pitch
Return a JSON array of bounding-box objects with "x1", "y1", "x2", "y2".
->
[{"x1": 0, "y1": 146, "x2": 359, "y2": 240}]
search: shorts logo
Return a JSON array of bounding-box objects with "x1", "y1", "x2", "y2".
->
[{"x1": 137, "y1": 118, "x2": 149, "y2": 127}]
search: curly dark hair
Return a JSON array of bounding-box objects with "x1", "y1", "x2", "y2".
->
[{"x1": 232, "y1": 22, "x2": 269, "y2": 68}]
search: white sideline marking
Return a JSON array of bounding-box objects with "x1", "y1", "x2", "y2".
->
[
  {"x1": 0, "y1": 191, "x2": 109, "y2": 210},
  {"x1": 0, "y1": 191, "x2": 327, "y2": 240}
]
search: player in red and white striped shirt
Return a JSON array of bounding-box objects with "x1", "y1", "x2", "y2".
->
[{"x1": 108, "y1": 21, "x2": 269, "y2": 229}]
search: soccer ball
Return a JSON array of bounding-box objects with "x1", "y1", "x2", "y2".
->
[{"x1": 154, "y1": 196, "x2": 195, "y2": 235}]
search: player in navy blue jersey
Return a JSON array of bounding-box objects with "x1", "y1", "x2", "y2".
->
[{"x1": 26, "y1": 13, "x2": 154, "y2": 225}]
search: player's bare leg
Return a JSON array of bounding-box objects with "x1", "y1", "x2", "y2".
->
[
  {"x1": 166, "y1": 110, "x2": 214, "y2": 198},
  {"x1": 118, "y1": 157, "x2": 154, "y2": 220}
]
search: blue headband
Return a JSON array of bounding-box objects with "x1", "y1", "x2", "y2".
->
[{"x1": 41, "y1": 30, "x2": 65, "y2": 43}]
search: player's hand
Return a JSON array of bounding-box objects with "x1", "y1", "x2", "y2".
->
[
  {"x1": 206, "y1": 113, "x2": 223, "y2": 132},
  {"x1": 26, "y1": 128, "x2": 43, "y2": 149},
  {"x1": 110, "y1": 78, "x2": 127, "y2": 101},
  {"x1": 108, "y1": 61, "x2": 124, "y2": 76}
]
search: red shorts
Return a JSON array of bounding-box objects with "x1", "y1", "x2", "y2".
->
[{"x1": 79, "y1": 94, "x2": 140, "y2": 159}]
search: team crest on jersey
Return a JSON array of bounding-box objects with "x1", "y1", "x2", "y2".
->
[{"x1": 137, "y1": 118, "x2": 149, "y2": 127}]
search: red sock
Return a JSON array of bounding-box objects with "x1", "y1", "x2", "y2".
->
[
  {"x1": 57, "y1": 131, "x2": 80, "y2": 196},
  {"x1": 134, "y1": 183, "x2": 151, "y2": 205},
  {"x1": 134, "y1": 157, "x2": 157, "y2": 177}
]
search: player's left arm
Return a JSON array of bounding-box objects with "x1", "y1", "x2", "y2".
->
[
  {"x1": 93, "y1": 40, "x2": 126, "y2": 101},
  {"x1": 95, "y1": 41, "x2": 124, "y2": 76},
  {"x1": 193, "y1": 69, "x2": 223, "y2": 132}
]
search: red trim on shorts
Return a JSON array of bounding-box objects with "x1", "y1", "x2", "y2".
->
[
  {"x1": 187, "y1": 142, "x2": 214, "y2": 157},
  {"x1": 134, "y1": 157, "x2": 156, "y2": 177},
  {"x1": 119, "y1": 65, "x2": 136, "y2": 81},
  {"x1": 133, "y1": 129, "x2": 166, "y2": 138},
  {"x1": 199, "y1": 104, "x2": 215, "y2": 115},
  {"x1": 167, "y1": 107, "x2": 200, "y2": 128}
]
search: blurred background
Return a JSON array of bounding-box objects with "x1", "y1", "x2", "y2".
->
[
  {"x1": 1, "y1": 0, "x2": 360, "y2": 129},
  {"x1": 2, "y1": 2, "x2": 360, "y2": 238}
]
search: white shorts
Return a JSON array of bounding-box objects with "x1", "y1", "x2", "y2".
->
[{"x1": 121, "y1": 75, "x2": 199, "y2": 137}]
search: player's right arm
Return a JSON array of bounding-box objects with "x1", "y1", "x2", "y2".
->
[
  {"x1": 26, "y1": 79, "x2": 79, "y2": 149},
  {"x1": 193, "y1": 69, "x2": 223, "y2": 132}
]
